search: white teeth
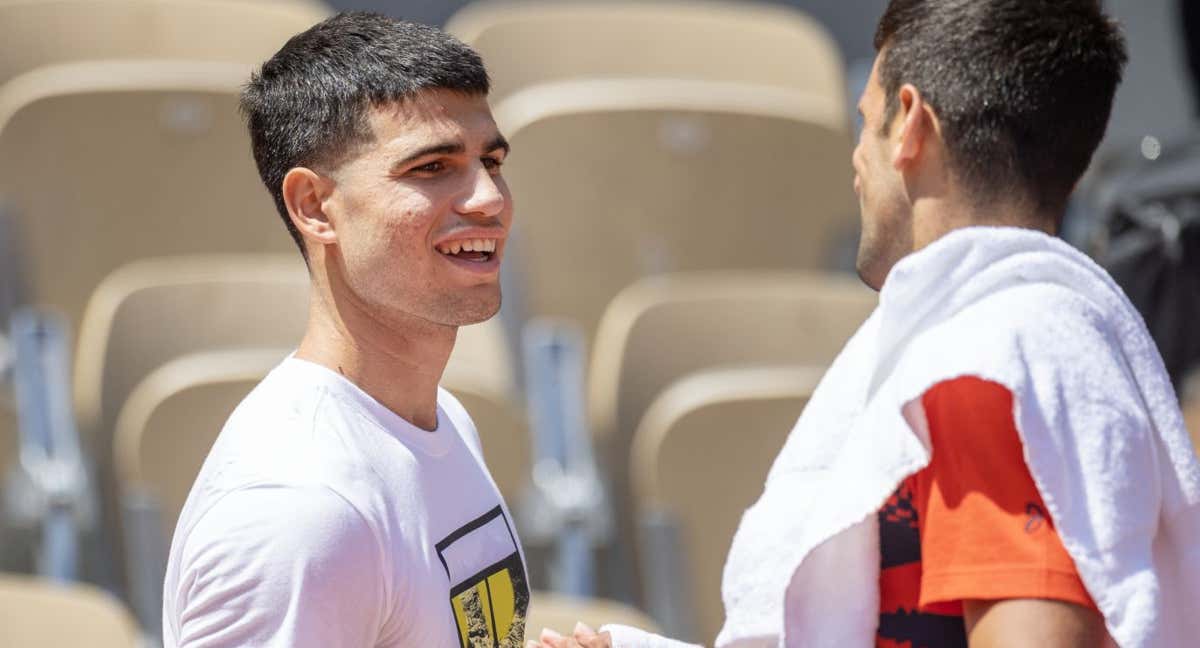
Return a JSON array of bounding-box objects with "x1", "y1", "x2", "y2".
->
[{"x1": 438, "y1": 239, "x2": 497, "y2": 255}]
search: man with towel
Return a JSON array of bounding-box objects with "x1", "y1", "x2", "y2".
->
[{"x1": 534, "y1": 1, "x2": 1200, "y2": 647}]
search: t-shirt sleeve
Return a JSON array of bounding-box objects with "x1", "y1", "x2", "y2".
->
[
  {"x1": 169, "y1": 485, "x2": 391, "y2": 647},
  {"x1": 913, "y1": 376, "x2": 1098, "y2": 612}
]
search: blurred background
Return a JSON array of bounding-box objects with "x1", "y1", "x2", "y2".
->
[{"x1": 0, "y1": 1, "x2": 1196, "y2": 646}]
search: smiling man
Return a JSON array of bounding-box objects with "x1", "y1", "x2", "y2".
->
[{"x1": 162, "y1": 13, "x2": 527, "y2": 647}]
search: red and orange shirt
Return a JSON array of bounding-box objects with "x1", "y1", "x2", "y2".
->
[{"x1": 876, "y1": 377, "x2": 1098, "y2": 648}]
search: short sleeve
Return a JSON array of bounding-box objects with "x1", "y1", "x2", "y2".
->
[
  {"x1": 169, "y1": 485, "x2": 390, "y2": 647},
  {"x1": 913, "y1": 377, "x2": 1097, "y2": 612}
]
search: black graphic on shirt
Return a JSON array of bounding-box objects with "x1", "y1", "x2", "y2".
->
[
  {"x1": 436, "y1": 506, "x2": 529, "y2": 648},
  {"x1": 877, "y1": 483, "x2": 967, "y2": 648}
]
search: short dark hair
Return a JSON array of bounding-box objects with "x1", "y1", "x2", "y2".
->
[
  {"x1": 240, "y1": 12, "x2": 490, "y2": 255},
  {"x1": 874, "y1": 0, "x2": 1127, "y2": 216}
]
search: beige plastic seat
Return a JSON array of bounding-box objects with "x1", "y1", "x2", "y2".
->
[
  {"x1": 491, "y1": 78, "x2": 857, "y2": 344},
  {"x1": 1183, "y1": 374, "x2": 1200, "y2": 456},
  {"x1": 632, "y1": 365, "x2": 824, "y2": 643},
  {"x1": 72, "y1": 254, "x2": 307, "y2": 593},
  {"x1": 527, "y1": 590, "x2": 661, "y2": 638},
  {"x1": 0, "y1": 60, "x2": 300, "y2": 347},
  {"x1": 0, "y1": 0, "x2": 327, "y2": 86},
  {"x1": 113, "y1": 348, "x2": 287, "y2": 541},
  {"x1": 0, "y1": 573, "x2": 139, "y2": 647},
  {"x1": 586, "y1": 271, "x2": 874, "y2": 604},
  {"x1": 74, "y1": 255, "x2": 310, "y2": 458},
  {"x1": 113, "y1": 328, "x2": 528, "y2": 541},
  {"x1": 589, "y1": 270, "x2": 875, "y2": 469},
  {"x1": 447, "y1": 0, "x2": 847, "y2": 114}
]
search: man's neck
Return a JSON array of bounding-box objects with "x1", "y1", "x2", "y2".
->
[
  {"x1": 910, "y1": 194, "x2": 1056, "y2": 252},
  {"x1": 295, "y1": 285, "x2": 456, "y2": 432}
]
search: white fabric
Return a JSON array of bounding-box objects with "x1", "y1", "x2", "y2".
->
[
  {"x1": 607, "y1": 227, "x2": 1200, "y2": 647},
  {"x1": 162, "y1": 357, "x2": 529, "y2": 647}
]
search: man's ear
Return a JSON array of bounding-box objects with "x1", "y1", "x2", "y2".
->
[
  {"x1": 281, "y1": 167, "x2": 337, "y2": 249},
  {"x1": 892, "y1": 84, "x2": 934, "y2": 171}
]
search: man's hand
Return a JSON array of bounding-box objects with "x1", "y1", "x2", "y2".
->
[{"x1": 526, "y1": 622, "x2": 613, "y2": 648}]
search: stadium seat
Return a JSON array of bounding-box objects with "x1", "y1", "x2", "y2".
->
[
  {"x1": 0, "y1": 573, "x2": 139, "y2": 647},
  {"x1": 113, "y1": 349, "x2": 285, "y2": 545},
  {"x1": 72, "y1": 254, "x2": 307, "y2": 596},
  {"x1": 631, "y1": 365, "x2": 823, "y2": 642},
  {"x1": 446, "y1": 0, "x2": 846, "y2": 115},
  {"x1": 589, "y1": 270, "x2": 875, "y2": 475},
  {"x1": 0, "y1": 60, "x2": 298, "y2": 347},
  {"x1": 491, "y1": 78, "x2": 857, "y2": 343},
  {"x1": 0, "y1": 0, "x2": 327, "y2": 86},
  {"x1": 587, "y1": 270, "x2": 875, "y2": 602},
  {"x1": 111, "y1": 331, "x2": 528, "y2": 545},
  {"x1": 111, "y1": 347, "x2": 283, "y2": 631},
  {"x1": 74, "y1": 255, "x2": 309, "y2": 456},
  {"x1": 1183, "y1": 385, "x2": 1200, "y2": 457},
  {"x1": 527, "y1": 590, "x2": 661, "y2": 638}
]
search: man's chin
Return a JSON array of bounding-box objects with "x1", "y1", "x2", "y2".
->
[{"x1": 448, "y1": 287, "x2": 502, "y2": 326}]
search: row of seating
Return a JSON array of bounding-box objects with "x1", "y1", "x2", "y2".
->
[
  {"x1": 0, "y1": 0, "x2": 861, "y2": 643},
  {"x1": 0, "y1": 0, "x2": 857, "y2": 352}
]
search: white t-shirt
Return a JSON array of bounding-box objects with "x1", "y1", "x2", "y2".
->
[{"x1": 162, "y1": 357, "x2": 529, "y2": 647}]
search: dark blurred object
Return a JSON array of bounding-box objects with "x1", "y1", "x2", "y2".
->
[
  {"x1": 1185, "y1": 0, "x2": 1200, "y2": 116},
  {"x1": 1086, "y1": 132, "x2": 1200, "y2": 391}
]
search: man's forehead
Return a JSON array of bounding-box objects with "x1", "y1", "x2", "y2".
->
[
  {"x1": 368, "y1": 90, "x2": 499, "y2": 148},
  {"x1": 372, "y1": 90, "x2": 492, "y2": 127}
]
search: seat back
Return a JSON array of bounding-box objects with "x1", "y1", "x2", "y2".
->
[
  {"x1": 113, "y1": 348, "x2": 284, "y2": 539},
  {"x1": 494, "y1": 80, "x2": 857, "y2": 342},
  {"x1": 0, "y1": 0, "x2": 326, "y2": 86},
  {"x1": 0, "y1": 573, "x2": 138, "y2": 647},
  {"x1": 1183, "y1": 383, "x2": 1200, "y2": 456},
  {"x1": 0, "y1": 61, "x2": 299, "y2": 344},
  {"x1": 632, "y1": 366, "x2": 822, "y2": 643},
  {"x1": 74, "y1": 255, "x2": 309, "y2": 453},
  {"x1": 110, "y1": 323, "x2": 527, "y2": 536},
  {"x1": 589, "y1": 271, "x2": 875, "y2": 462},
  {"x1": 447, "y1": 0, "x2": 846, "y2": 114}
]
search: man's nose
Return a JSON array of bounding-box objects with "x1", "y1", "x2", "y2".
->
[{"x1": 457, "y1": 165, "x2": 507, "y2": 219}]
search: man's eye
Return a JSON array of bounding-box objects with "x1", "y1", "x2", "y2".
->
[
  {"x1": 413, "y1": 161, "x2": 445, "y2": 173},
  {"x1": 482, "y1": 156, "x2": 504, "y2": 171}
]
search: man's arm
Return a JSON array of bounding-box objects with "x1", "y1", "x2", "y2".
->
[
  {"x1": 964, "y1": 599, "x2": 1106, "y2": 647},
  {"x1": 168, "y1": 485, "x2": 389, "y2": 647}
]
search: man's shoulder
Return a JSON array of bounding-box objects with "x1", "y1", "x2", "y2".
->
[
  {"x1": 927, "y1": 282, "x2": 1118, "y2": 358},
  {"x1": 182, "y1": 483, "x2": 380, "y2": 556}
]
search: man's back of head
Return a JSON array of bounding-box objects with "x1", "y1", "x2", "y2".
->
[
  {"x1": 873, "y1": 0, "x2": 1127, "y2": 217},
  {"x1": 853, "y1": 0, "x2": 1127, "y2": 288}
]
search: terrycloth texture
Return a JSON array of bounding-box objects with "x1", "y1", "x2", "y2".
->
[
  {"x1": 713, "y1": 226, "x2": 1200, "y2": 647},
  {"x1": 601, "y1": 624, "x2": 702, "y2": 648}
]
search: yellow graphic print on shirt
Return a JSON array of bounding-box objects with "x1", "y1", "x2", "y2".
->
[{"x1": 437, "y1": 506, "x2": 529, "y2": 648}]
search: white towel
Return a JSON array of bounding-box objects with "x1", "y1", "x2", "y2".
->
[{"x1": 606, "y1": 226, "x2": 1200, "y2": 647}]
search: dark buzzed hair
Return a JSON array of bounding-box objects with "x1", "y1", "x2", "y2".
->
[
  {"x1": 240, "y1": 12, "x2": 490, "y2": 255},
  {"x1": 874, "y1": 0, "x2": 1127, "y2": 217}
]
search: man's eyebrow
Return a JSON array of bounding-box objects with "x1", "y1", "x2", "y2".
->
[
  {"x1": 485, "y1": 135, "x2": 510, "y2": 156},
  {"x1": 391, "y1": 136, "x2": 510, "y2": 170}
]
